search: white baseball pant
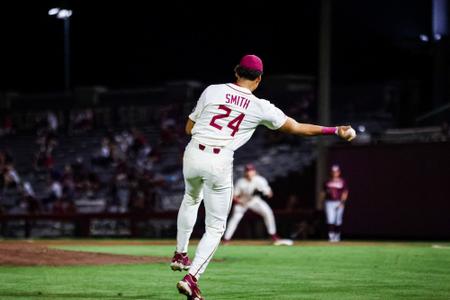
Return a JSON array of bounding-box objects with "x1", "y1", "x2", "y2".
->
[
  {"x1": 176, "y1": 140, "x2": 234, "y2": 279},
  {"x1": 224, "y1": 198, "x2": 277, "y2": 240},
  {"x1": 325, "y1": 200, "x2": 344, "y2": 225}
]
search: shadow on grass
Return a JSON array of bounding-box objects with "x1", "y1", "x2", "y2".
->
[{"x1": 0, "y1": 291, "x2": 158, "y2": 299}]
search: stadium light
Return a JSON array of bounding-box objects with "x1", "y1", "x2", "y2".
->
[
  {"x1": 57, "y1": 9, "x2": 73, "y2": 19},
  {"x1": 48, "y1": 8, "x2": 60, "y2": 16},
  {"x1": 419, "y1": 34, "x2": 429, "y2": 42},
  {"x1": 48, "y1": 8, "x2": 73, "y2": 91}
]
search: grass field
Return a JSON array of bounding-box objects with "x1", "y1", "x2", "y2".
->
[{"x1": 0, "y1": 241, "x2": 449, "y2": 299}]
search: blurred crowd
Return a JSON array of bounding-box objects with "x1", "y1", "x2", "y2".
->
[{"x1": 0, "y1": 104, "x2": 187, "y2": 215}]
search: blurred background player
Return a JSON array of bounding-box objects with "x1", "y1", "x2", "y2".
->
[
  {"x1": 223, "y1": 163, "x2": 293, "y2": 246},
  {"x1": 320, "y1": 164, "x2": 349, "y2": 242}
]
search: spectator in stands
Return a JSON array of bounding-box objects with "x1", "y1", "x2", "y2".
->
[
  {"x1": 109, "y1": 161, "x2": 130, "y2": 212},
  {"x1": 71, "y1": 109, "x2": 94, "y2": 134},
  {"x1": 0, "y1": 151, "x2": 15, "y2": 191},
  {"x1": 3, "y1": 162, "x2": 21, "y2": 190},
  {"x1": 92, "y1": 137, "x2": 114, "y2": 167},
  {"x1": 320, "y1": 164, "x2": 349, "y2": 242},
  {"x1": 129, "y1": 128, "x2": 147, "y2": 158},
  {"x1": 43, "y1": 171, "x2": 63, "y2": 211},
  {"x1": 137, "y1": 150, "x2": 159, "y2": 174},
  {"x1": 114, "y1": 129, "x2": 133, "y2": 157},
  {"x1": 20, "y1": 181, "x2": 41, "y2": 214},
  {"x1": 62, "y1": 164, "x2": 76, "y2": 201},
  {"x1": 34, "y1": 132, "x2": 57, "y2": 171},
  {"x1": 47, "y1": 111, "x2": 58, "y2": 133}
]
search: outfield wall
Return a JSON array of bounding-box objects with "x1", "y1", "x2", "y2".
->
[{"x1": 329, "y1": 142, "x2": 450, "y2": 239}]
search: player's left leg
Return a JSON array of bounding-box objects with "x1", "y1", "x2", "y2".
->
[
  {"x1": 249, "y1": 199, "x2": 294, "y2": 246},
  {"x1": 176, "y1": 164, "x2": 204, "y2": 254},
  {"x1": 248, "y1": 198, "x2": 277, "y2": 238},
  {"x1": 172, "y1": 147, "x2": 205, "y2": 272},
  {"x1": 334, "y1": 204, "x2": 345, "y2": 242}
]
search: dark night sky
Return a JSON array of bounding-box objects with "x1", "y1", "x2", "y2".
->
[{"x1": 1, "y1": 0, "x2": 432, "y2": 93}]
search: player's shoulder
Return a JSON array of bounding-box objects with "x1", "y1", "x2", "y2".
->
[
  {"x1": 257, "y1": 98, "x2": 278, "y2": 108},
  {"x1": 255, "y1": 174, "x2": 268, "y2": 183},
  {"x1": 236, "y1": 177, "x2": 246, "y2": 184},
  {"x1": 206, "y1": 83, "x2": 225, "y2": 89},
  {"x1": 204, "y1": 83, "x2": 228, "y2": 91},
  {"x1": 200, "y1": 84, "x2": 229, "y2": 97}
]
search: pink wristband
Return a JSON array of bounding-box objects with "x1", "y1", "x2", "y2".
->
[{"x1": 321, "y1": 127, "x2": 337, "y2": 135}]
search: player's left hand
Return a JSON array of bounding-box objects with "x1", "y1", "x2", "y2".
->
[{"x1": 337, "y1": 126, "x2": 357, "y2": 141}]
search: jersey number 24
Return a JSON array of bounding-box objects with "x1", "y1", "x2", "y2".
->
[{"x1": 209, "y1": 105, "x2": 245, "y2": 137}]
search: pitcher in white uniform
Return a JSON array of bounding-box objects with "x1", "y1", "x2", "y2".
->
[
  {"x1": 223, "y1": 163, "x2": 292, "y2": 246},
  {"x1": 171, "y1": 54, "x2": 356, "y2": 300}
]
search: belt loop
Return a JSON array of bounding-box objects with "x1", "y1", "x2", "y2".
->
[
  {"x1": 199, "y1": 144, "x2": 205, "y2": 151},
  {"x1": 213, "y1": 148, "x2": 221, "y2": 154}
]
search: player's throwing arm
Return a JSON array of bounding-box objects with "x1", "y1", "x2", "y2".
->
[{"x1": 279, "y1": 118, "x2": 356, "y2": 141}]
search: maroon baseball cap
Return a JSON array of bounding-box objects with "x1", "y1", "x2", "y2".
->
[
  {"x1": 245, "y1": 163, "x2": 256, "y2": 172},
  {"x1": 239, "y1": 55, "x2": 263, "y2": 73}
]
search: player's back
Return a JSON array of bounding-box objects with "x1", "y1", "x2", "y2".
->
[{"x1": 189, "y1": 83, "x2": 287, "y2": 151}]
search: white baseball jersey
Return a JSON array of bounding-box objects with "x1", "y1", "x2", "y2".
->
[
  {"x1": 234, "y1": 175, "x2": 272, "y2": 204},
  {"x1": 189, "y1": 83, "x2": 288, "y2": 151}
]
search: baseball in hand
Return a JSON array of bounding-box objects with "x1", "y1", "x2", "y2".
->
[{"x1": 345, "y1": 128, "x2": 357, "y2": 141}]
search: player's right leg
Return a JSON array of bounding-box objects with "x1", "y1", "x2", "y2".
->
[
  {"x1": 223, "y1": 204, "x2": 247, "y2": 242},
  {"x1": 248, "y1": 199, "x2": 277, "y2": 237},
  {"x1": 334, "y1": 205, "x2": 345, "y2": 242},
  {"x1": 325, "y1": 201, "x2": 339, "y2": 242},
  {"x1": 176, "y1": 176, "x2": 203, "y2": 254}
]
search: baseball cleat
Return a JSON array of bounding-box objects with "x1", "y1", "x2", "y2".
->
[
  {"x1": 177, "y1": 274, "x2": 204, "y2": 300},
  {"x1": 273, "y1": 239, "x2": 294, "y2": 246},
  {"x1": 170, "y1": 252, "x2": 191, "y2": 271}
]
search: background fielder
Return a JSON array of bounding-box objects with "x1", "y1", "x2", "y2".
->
[
  {"x1": 171, "y1": 54, "x2": 355, "y2": 300},
  {"x1": 223, "y1": 163, "x2": 292, "y2": 245},
  {"x1": 320, "y1": 164, "x2": 349, "y2": 242}
]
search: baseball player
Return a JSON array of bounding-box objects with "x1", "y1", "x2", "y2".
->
[
  {"x1": 170, "y1": 54, "x2": 356, "y2": 300},
  {"x1": 222, "y1": 163, "x2": 292, "y2": 246},
  {"x1": 320, "y1": 164, "x2": 349, "y2": 242}
]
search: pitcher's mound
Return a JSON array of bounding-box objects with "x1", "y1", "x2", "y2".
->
[{"x1": 0, "y1": 243, "x2": 166, "y2": 266}]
